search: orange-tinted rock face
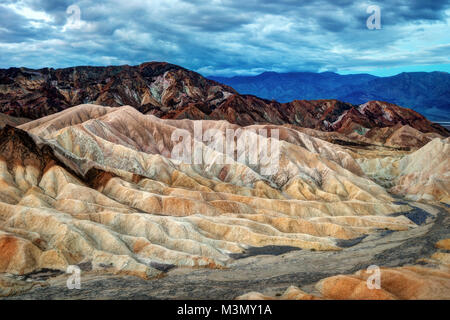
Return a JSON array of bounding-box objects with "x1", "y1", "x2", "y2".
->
[
  {"x1": 316, "y1": 275, "x2": 396, "y2": 300},
  {"x1": 0, "y1": 236, "x2": 19, "y2": 270},
  {"x1": 237, "y1": 265, "x2": 450, "y2": 300},
  {"x1": 315, "y1": 266, "x2": 450, "y2": 300},
  {"x1": 436, "y1": 239, "x2": 450, "y2": 250},
  {"x1": 235, "y1": 235, "x2": 450, "y2": 301},
  {"x1": 0, "y1": 233, "x2": 42, "y2": 275}
]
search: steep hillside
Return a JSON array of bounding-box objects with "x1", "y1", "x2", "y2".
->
[
  {"x1": 0, "y1": 63, "x2": 447, "y2": 136},
  {"x1": 211, "y1": 71, "x2": 450, "y2": 121}
]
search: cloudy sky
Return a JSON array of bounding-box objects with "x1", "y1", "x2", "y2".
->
[{"x1": 0, "y1": 0, "x2": 449, "y2": 76}]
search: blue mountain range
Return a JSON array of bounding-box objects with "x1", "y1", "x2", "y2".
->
[{"x1": 209, "y1": 71, "x2": 450, "y2": 122}]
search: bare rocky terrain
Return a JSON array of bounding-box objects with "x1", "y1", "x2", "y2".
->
[
  {"x1": 0, "y1": 62, "x2": 448, "y2": 300},
  {"x1": 1, "y1": 63, "x2": 447, "y2": 136},
  {"x1": 3, "y1": 201, "x2": 449, "y2": 299}
]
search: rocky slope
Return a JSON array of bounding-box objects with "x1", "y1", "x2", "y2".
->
[
  {"x1": 0, "y1": 103, "x2": 448, "y2": 299},
  {"x1": 210, "y1": 71, "x2": 450, "y2": 122},
  {"x1": 0, "y1": 113, "x2": 29, "y2": 129},
  {"x1": 4, "y1": 202, "x2": 449, "y2": 300},
  {"x1": 0, "y1": 62, "x2": 236, "y2": 120},
  {"x1": 1, "y1": 63, "x2": 448, "y2": 137},
  {"x1": 237, "y1": 264, "x2": 450, "y2": 300},
  {"x1": 236, "y1": 236, "x2": 450, "y2": 300},
  {"x1": 0, "y1": 62, "x2": 448, "y2": 300}
]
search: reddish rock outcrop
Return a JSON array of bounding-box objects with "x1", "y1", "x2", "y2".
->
[{"x1": 0, "y1": 63, "x2": 447, "y2": 137}]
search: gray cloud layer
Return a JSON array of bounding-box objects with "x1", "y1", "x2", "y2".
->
[{"x1": 0, "y1": 0, "x2": 449, "y2": 76}]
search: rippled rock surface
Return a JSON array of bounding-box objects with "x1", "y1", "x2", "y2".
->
[{"x1": 0, "y1": 103, "x2": 448, "y2": 299}]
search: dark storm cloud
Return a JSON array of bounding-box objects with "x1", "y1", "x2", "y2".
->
[
  {"x1": 0, "y1": 5, "x2": 33, "y2": 42},
  {"x1": 0, "y1": 3, "x2": 57, "y2": 43},
  {"x1": 0, "y1": 0, "x2": 448, "y2": 75}
]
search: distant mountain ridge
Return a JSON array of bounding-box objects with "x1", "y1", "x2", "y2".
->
[
  {"x1": 209, "y1": 71, "x2": 450, "y2": 121},
  {"x1": 0, "y1": 62, "x2": 447, "y2": 137}
]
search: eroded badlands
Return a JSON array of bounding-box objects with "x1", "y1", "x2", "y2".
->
[{"x1": 0, "y1": 104, "x2": 449, "y2": 299}]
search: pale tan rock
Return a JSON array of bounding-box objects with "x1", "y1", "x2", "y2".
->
[
  {"x1": 0, "y1": 104, "x2": 443, "y2": 283},
  {"x1": 358, "y1": 138, "x2": 449, "y2": 203},
  {"x1": 391, "y1": 138, "x2": 450, "y2": 203},
  {"x1": 430, "y1": 253, "x2": 450, "y2": 266},
  {"x1": 236, "y1": 286, "x2": 321, "y2": 300},
  {"x1": 237, "y1": 265, "x2": 450, "y2": 300}
]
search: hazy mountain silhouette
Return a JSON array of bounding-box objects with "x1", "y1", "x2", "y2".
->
[{"x1": 210, "y1": 71, "x2": 450, "y2": 121}]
